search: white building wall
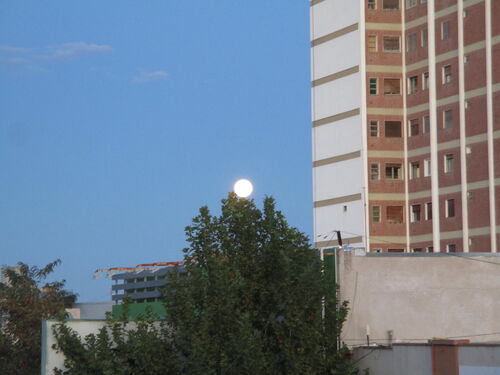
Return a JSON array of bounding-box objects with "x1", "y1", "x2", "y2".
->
[
  {"x1": 312, "y1": 31, "x2": 360, "y2": 80},
  {"x1": 313, "y1": 116, "x2": 362, "y2": 161},
  {"x1": 311, "y1": 0, "x2": 365, "y2": 248}
]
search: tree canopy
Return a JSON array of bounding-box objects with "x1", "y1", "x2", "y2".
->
[
  {"x1": 53, "y1": 194, "x2": 360, "y2": 374},
  {"x1": 0, "y1": 260, "x2": 76, "y2": 375}
]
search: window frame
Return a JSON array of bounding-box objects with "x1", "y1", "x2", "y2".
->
[
  {"x1": 383, "y1": 0, "x2": 400, "y2": 10},
  {"x1": 442, "y1": 65, "x2": 452, "y2": 84},
  {"x1": 443, "y1": 109, "x2": 453, "y2": 129},
  {"x1": 425, "y1": 202, "x2": 432, "y2": 220},
  {"x1": 409, "y1": 118, "x2": 419, "y2": 136},
  {"x1": 369, "y1": 77, "x2": 378, "y2": 95},
  {"x1": 424, "y1": 158, "x2": 431, "y2": 177},
  {"x1": 446, "y1": 199, "x2": 455, "y2": 218},
  {"x1": 441, "y1": 20, "x2": 451, "y2": 40},
  {"x1": 383, "y1": 35, "x2": 401, "y2": 53},
  {"x1": 368, "y1": 35, "x2": 378, "y2": 52},
  {"x1": 408, "y1": 75, "x2": 419, "y2": 94},
  {"x1": 411, "y1": 204, "x2": 421, "y2": 222},
  {"x1": 410, "y1": 161, "x2": 420, "y2": 179},
  {"x1": 370, "y1": 120, "x2": 379, "y2": 137},
  {"x1": 385, "y1": 163, "x2": 403, "y2": 180},
  {"x1": 421, "y1": 28, "x2": 428, "y2": 47},
  {"x1": 371, "y1": 163, "x2": 380, "y2": 180},
  {"x1": 444, "y1": 154, "x2": 454, "y2": 173},
  {"x1": 385, "y1": 121, "x2": 402, "y2": 138},
  {"x1": 368, "y1": 0, "x2": 377, "y2": 10},
  {"x1": 372, "y1": 205, "x2": 381, "y2": 222},
  {"x1": 383, "y1": 78, "x2": 401, "y2": 95}
]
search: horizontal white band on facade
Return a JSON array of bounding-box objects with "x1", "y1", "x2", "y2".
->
[
  {"x1": 366, "y1": 65, "x2": 403, "y2": 73},
  {"x1": 314, "y1": 193, "x2": 362, "y2": 208},
  {"x1": 313, "y1": 150, "x2": 361, "y2": 167},
  {"x1": 370, "y1": 236, "x2": 406, "y2": 244},
  {"x1": 369, "y1": 193, "x2": 406, "y2": 201},
  {"x1": 315, "y1": 236, "x2": 363, "y2": 248},
  {"x1": 312, "y1": 65, "x2": 359, "y2": 87},
  {"x1": 407, "y1": 83, "x2": 500, "y2": 116},
  {"x1": 407, "y1": 130, "x2": 500, "y2": 158},
  {"x1": 366, "y1": 107, "x2": 404, "y2": 116},
  {"x1": 409, "y1": 225, "x2": 496, "y2": 244},
  {"x1": 365, "y1": 22, "x2": 402, "y2": 31},
  {"x1": 313, "y1": 108, "x2": 360, "y2": 128},
  {"x1": 367, "y1": 150, "x2": 404, "y2": 158},
  {"x1": 406, "y1": 36, "x2": 500, "y2": 73},
  {"x1": 405, "y1": 0, "x2": 484, "y2": 31},
  {"x1": 408, "y1": 178, "x2": 500, "y2": 200},
  {"x1": 311, "y1": 23, "x2": 358, "y2": 47}
]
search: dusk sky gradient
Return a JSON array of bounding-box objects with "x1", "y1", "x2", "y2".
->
[{"x1": 0, "y1": 1, "x2": 312, "y2": 301}]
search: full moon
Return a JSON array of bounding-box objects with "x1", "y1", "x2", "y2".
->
[{"x1": 233, "y1": 179, "x2": 253, "y2": 198}]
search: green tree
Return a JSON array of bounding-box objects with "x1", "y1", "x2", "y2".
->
[
  {"x1": 52, "y1": 303, "x2": 180, "y2": 375},
  {"x1": 0, "y1": 260, "x2": 76, "y2": 375},
  {"x1": 164, "y1": 194, "x2": 357, "y2": 375}
]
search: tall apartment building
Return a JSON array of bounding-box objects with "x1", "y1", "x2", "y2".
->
[{"x1": 311, "y1": 0, "x2": 499, "y2": 252}]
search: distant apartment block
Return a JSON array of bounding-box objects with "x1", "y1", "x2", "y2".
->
[{"x1": 310, "y1": 0, "x2": 499, "y2": 252}]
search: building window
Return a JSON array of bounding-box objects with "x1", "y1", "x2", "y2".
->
[
  {"x1": 441, "y1": 20, "x2": 450, "y2": 40},
  {"x1": 421, "y1": 28, "x2": 428, "y2": 47},
  {"x1": 387, "y1": 206, "x2": 404, "y2": 224},
  {"x1": 444, "y1": 154, "x2": 454, "y2": 173},
  {"x1": 370, "y1": 120, "x2": 379, "y2": 136},
  {"x1": 422, "y1": 72, "x2": 429, "y2": 90},
  {"x1": 383, "y1": 36, "x2": 401, "y2": 52},
  {"x1": 408, "y1": 76, "x2": 418, "y2": 94},
  {"x1": 424, "y1": 158, "x2": 431, "y2": 177},
  {"x1": 409, "y1": 118, "x2": 419, "y2": 136},
  {"x1": 427, "y1": 246, "x2": 433, "y2": 252},
  {"x1": 425, "y1": 202, "x2": 432, "y2": 220},
  {"x1": 368, "y1": 0, "x2": 377, "y2": 9},
  {"x1": 372, "y1": 205, "x2": 381, "y2": 222},
  {"x1": 443, "y1": 109, "x2": 453, "y2": 128},
  {"x1": 371, "y1": 163, "x2": 380, "y2": 180},
  {"x1": 412, "y1": 248, "x2": 423, "y2": 252},
  {"x1": 383, "y1": 0, "x2": 400, "y2": 9},
  {"x1": 384, "y1": 78, "x2": 401, "y2": 95},
  {"x1": 388, "y1": 248, "x2": 404, "y2": 252},
  {"x1": 446, "y1": 199, "x2": 455, "y2": 218},
  {"x1": 407, "y1": 33, "x2": 417, "y2": 51},
  {"x1": 410, "y1": 161, "x2": 420, "y2": 179},
  {"x1": 442, "y1": 65, "x2": 452, "y2": 84},
  {"x1": 406, "y1": 0, "x2": 417, "y2": 8},
  {"x1": 386, "y1": 163, "x2": 402, "y2": 179},
  {"x1": 447, "y1": 244, "x2": 456, "y2": 252},
  {"x1": 411, "y1": 204, "x2": 421, "y2": 222},
  {"x1": 373, "y1": 248, "x2": 382, "y2": 253},
  {"x1": 385, "y1": 121, "x2": 402, "y2": 137},
  {"x1": 423, "y1": 115, "x2": 430, "y2": 133},
  {"x1": 368, "y1": 35, "x2": 378, "y2": 52},
  {"x1": 369, "y1": 78, "x2": 378, "y2": 95}
]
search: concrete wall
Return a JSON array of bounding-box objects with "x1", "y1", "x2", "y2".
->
[
  {"x1": 353, "y1": 345, "x2": 432, "y2": 375},
  {"x1": 41, "y1": 320, "x2": 108, "y2": 375},
  {"x1": 338, "y1": 250, "x2": 500, "y2": 345},
  {"x1": 353, "y1": 343, "x2": 500, "y2": 375},
  {"x1": 459, "y1": 345, "x2": 500, "y2": 374}
]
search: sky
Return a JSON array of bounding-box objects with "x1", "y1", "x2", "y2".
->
[{"x1": 0, "y1": 1, "x2": 312, "y2": 301}]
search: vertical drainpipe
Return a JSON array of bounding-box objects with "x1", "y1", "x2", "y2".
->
[
  {"x1": 457, "y1": 0, "x2": 469, "y2": 252},
  {"x1": 402, "y1": 4, "x2": 410, "y2": 253},
  {"x1": 427, "y1": 0, "x2": 441, "y2": 252},
  {"x1": 360, "y1": 0, "x2": 370, "y2": 253},
  {"x1": 485, "y1": 0, "x2": 497, "y2": 252}
]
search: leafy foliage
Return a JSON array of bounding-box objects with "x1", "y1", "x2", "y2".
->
[
  {"x1": 53, "y1": 194, "x2": 361, "y2": 374},
  {"x1": 52, "y1": 305, "x2": 180, "y2": 375},
  {"x1": 0, "y1": 260, "x2": 76, "y2": 375},
  {"x1": 163, "y1": 194, "x2": 358, "y2": 375}
]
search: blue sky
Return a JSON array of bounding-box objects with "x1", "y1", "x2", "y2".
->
[{"x1": 0, "y1": 1, "x2": 312, "y2": 301}]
